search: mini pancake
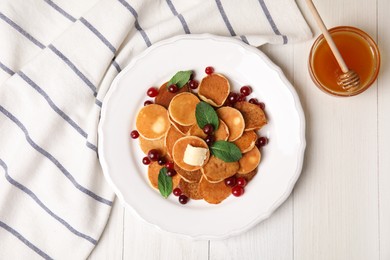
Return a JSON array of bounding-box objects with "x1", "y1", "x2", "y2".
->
[
  {"x1": 138, "y1": 136, "x2": 167, "y2": 156},
  {"x1": 198, "y1": 74, "x2": 230, "y2": 107},
  {"x1": 237, "y1": 146, "x2": 261, "y2": 174},
  {"x1": 233, "y1": 130, "x2": 257, "y2": 153},
  {"x1": 168, "y1": 92, "x2": 200, "y2": 126},
  {"x1": 136, "y1": 104, "x2": 170, "y2": 140},
  {"x1": 172, "y1": 136, "x2": 210, "y2": 171},
  {"x1": 147, "y1": 162, "x2": 180, "y2": 190},
  {"x1": 235, "y1": 169, "x2": 257, "y2": 182},
  {"x1": 198, "y1": 177, "x2": 231, "y2": 204},
  {"x1": 164, "y1": 125, "x2": 185, "y2": 157},
  {"x1": 178, "y1": 179, "x2": 203, "y2": 200},
  {"x1": 234, "y1": 101, "x2": 267, "y2": 131},
  {"x1": 174, "y1": 164, "x2": 202, "y2": 183},
  {"x1": 188, "y1": 119, "x2": 229, "y2": 141},
  {"x1": 216, "y1": 107, "x2": 245, "y2": 141},
  {"x1": 169, "y1": 115, "x2": 191, "y2": 135},
  {"x1": 155, "y1": 82, "x2": 189, "y2": 109},
  {"x1": 201, "y1": 156, "x2": 239, "y2": 183}
]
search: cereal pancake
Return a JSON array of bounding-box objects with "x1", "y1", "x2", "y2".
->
[
  {"x1": 174, "y1": 164, "x2": 202, "y2": 183},
  {"x1": 148, "y1": 162, "x2": 180, "y2": 190},
  {"x1": 164, "y1": 125, "x2": 185, "y2": 157},
  {"x1": 237, "y1": 146, "x2": 261, "y2": 174},
  {"x1": 178, "y1": 179, "x2": 203, "y2": 200},
  {"x1": 198, "y1": 74, "x2": 230, "y2": 107},
  {"x1": 136, "y1": 104, "x2": 170, "y2": 140},
  {"x1": 216, "y1": 107, "x2": 245, "y2": 141},
  {"x1": 172, "y1": 136, "x2": 210, "y2": 171},
  {"x1": 233, "y1": 130, "x2": 257, "y2": 153},
  {"x1": 201, "y1": 156, "x2": 239, "y2": 183},
  {"x1": 168, "y1": 92, "x2": 200, "y2": 126},
  {"x1": 155, "y1": 82, "x2": 189, "y2": 109},
  {"x1": 198, "y1": 177, "x2": 231, "y2": 204},
  {"x1": 139, "y1": 136, "x2": 167, "y2": 156},
  {"x1": 234, "y1": 101, "x2": 267, "y2": 131}
]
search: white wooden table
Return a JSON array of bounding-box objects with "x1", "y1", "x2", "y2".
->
[{"x1": 89, "y1": 0, "x2": 389, "y2": 259}]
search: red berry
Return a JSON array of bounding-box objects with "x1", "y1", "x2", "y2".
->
[
  {"x1": 240, "y1": 86, "x2": 252, "y2": 96},
  {"x1": 232, "y1": 186, "x2": 245, "y2": 197},
  {"x1": 178, "y1": 195, "x2": 189, "y2": 204},
  {"x1": 168, "y1": 84, "x2": 178, "y2": 93},
  {"x1": 205, "y1": 135, "x2": 215, "y2": 146},
  {"x1": 205, "y1": 66, "x2": 214, "y2": 75},
  {"x1": 157, "y1": 157, "x2": 166, "y2": 166},
  {"x1": 166, "y1": 168, "x2": 177, "y2": 177},
  {"x1": 256, "y1": 137, "x2": 268, "y2": 148},
  {"x1": 189, "y1": 80, "x2": 199, "y2": 89},
  {"x1": 258, "y1": 102, "x2": 265, "y2": 110},
  {"x1": 236, "y1": 177, "x2": 247, "y2": 187},
  {"x1": 224, "y1": 176, "x2": 237, "y2": 187},
  {"x1": 248, "y1": 98, "x2": 258, "y2": 104},
  {"x1": 147, "y1": 87, "x2": 159, "y2": 97},
  {"x1": 228, "y1": 92, "x2": 239, "y2": 103},
  {"x1": 148, "y1": 149, "x2": 160, "y2": 161},
  {"x1": 144, "y1": 100, "x2": 153, "y2": 106},
  {"x1": 203, "y1": 124, "x2": 214, "y2": 135},
  {"x1": 130, "y1": 130, "x2": 139, "y2": 139},
  {"x1": 142, "y1": 156, "x2": 151, "y2": 165},
  {"x1": 173, "y1": 188, "x2": 182, "y2": 196},
  {"x1": 165, "y1": 161, "x2": 174, "y2": 169}
]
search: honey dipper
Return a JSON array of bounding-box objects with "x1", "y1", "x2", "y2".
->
[{"x1": 306, "y1": 0, "x2": 360, "y2": 91}]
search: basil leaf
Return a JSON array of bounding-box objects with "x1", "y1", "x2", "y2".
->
[
  {"x1": 195, "y1": 101, "x2": 219, "y2": 130},
  {"x1": 167, "y1": 70, "x2": 192, "y2": 88},
  {"x1": 210, "y1": 141, "x2": 242, "y2": 162},
  {"x1": 158, "y1": 168, "x2": 172, "y2": 198}
]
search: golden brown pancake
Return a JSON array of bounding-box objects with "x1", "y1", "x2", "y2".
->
[
  {"x1": 136, "y1": 104, "x2": 170, "y2": 140},
  {"x1": 235, "y1": 169, "x2": 257, "y2": 182},
  {"x1": 233, "y1": 130, "x2": 257, "y2": 153},
  {"x1": 138, "y1": 136, "x2": 167, "y2": 156},
  {"x1": 164, "y1": 125, "x2": 185, "y2": 157},
  {"x1": 198, "y1": 177, "x2": 231, "y2": 204},
  {"x1": 172, "y1": 136, "x2": 210, "y2": 171},
  {"x1": 234, "y1": 101, "x2": 267, "y2": 131},
  {"x1": 169, "y1": 115, "x2": 191, "y2": 135},
  {"x1": 188, "y1": 119, "x2": 229, "y2": 141},
  {"x1": 198, "y1": 74, "x2": 230, "y2": 107},
  {"x1": 147, "y1": 162, "x2": 180, "y2": 190},
  {"x1": 168, "y1": 92, "x2": 199, "y2": 126},
  {"x1": 201, "y1": 156, "x2": 239, "y2": 183},
  {"x1": 237, "y1": 146, "x2": 261, "y2": 174},
  {"x1": 174, "y1": 164, "x2": 202, "y2": 183},
  {"x1": 155, "y1": 82, "x2": 189, "y2": 109},
  {"x1": 216, "y1": 107, "x2": 245, "y2": 141},
  {"x1": 178, "y1": 179, "x2": 203, "y2": 200}
]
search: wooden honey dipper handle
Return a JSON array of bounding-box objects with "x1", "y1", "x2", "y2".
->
[{"x1": 306, "y1": 0, "x2": 349, "y2": 73}]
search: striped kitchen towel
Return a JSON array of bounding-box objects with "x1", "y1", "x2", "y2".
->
[{"x1": 0, "y1": 0, "x2": 311, "y2": 259}]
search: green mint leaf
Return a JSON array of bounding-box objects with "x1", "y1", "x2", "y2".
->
[
  {"x1": 167, "y1": 70, "x2": 192, "y2": 88},
  {"x1": 158, "y1": 168, "x2": 173, "y2": 198},
  {"x1": 195, "y1": 101, "x2": 219, "y2": 130},
  {"x1": 210, "y1": 141, "x2": 242, "y2": 162}
]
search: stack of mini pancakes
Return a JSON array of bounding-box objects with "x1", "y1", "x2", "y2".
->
[{"x1": 135, "y1": 73, "x2": 267, "y2": 204}]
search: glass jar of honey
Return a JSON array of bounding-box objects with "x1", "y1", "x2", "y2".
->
[{"x1": 308, "y1": 26, "x2": 380, "y2": 97}]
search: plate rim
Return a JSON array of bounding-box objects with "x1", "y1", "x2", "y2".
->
[{"x1": 98, "y1": 33, "x2": 306, "y2": 240}]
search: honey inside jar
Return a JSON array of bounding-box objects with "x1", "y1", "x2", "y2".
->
[{"x1": 309, "y1": 26, "x2": 380, "y2": 96}]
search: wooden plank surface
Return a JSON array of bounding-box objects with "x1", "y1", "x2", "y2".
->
[{"x1": 90, "y1": 0, "x2": 389, "y2": 258}]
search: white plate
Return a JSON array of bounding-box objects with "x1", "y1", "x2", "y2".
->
[{"x1": 98, "y1": 34, "x2": 305, "y2": 240}]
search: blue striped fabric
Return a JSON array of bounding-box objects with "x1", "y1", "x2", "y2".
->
[{"x1": 0, "y1": 0, "x2": 311, "y2": 258}]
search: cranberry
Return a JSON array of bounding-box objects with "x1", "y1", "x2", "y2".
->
[
  {"x1": 130, "y1": 130, "x2": 139, "y2": 139},
  {"x1": 205, "y1": 135, "x2": 215, "y2": 146},
  {"x1": 228, "y1": 92, "x2": 239, "y2": 103},
  {"x1": 178, "y1": 195, "x2": 189, "y2": 204},
  {"x1": 248, "y1": 98, "x2": 258, "y2": 105},
  {"x1": 203, "y1": 124, "x2": 214, "y2": 135},
  {"x1": 142, "y1": 156, "x2": 151, "y2": 165},
  {"x1": 258, "y1": 102, "x2": 265, "y2": 110},
  {"x1": 224, "y1": 176, "x2": 237, "y2": 187},
  {"x1": 236, "y1": 177, "x2": 247, "y2": 187},
  {"x1": 144, "y1": 100, "x2": 153, "y2": 106},
  {"x1": 157, "y1": 157, "x2": 166, "y2": 166},
  {"x1": 147, "y1": 149, "x2": 160, "y2": 161},
  {"x1": 147, "y1": 87, "x2": 159, "y2": 97},
  {"x1": 205, "y1": 66, "x2": 214, "y2": 75},
  {"x1": 165, "y1": 161, "x2": 174, "y2": 169},
  {"x1": 168, "y1": 84, "x2": 178, "y2": 93},
  {"x1": 188, "y1": 80, "x2": 199, "y2": 89},
  {"x1": 240, "y1": 86, "x2": 252, "y2": 96},
  {"x1": 166, "y1": 168, "x2": 177, "y2": 177},
  {"x1": 256, "y1": 137, "x2": 268, "y2": 148},
  {"x1": 232, "y1": 186, "x2": 245, "y2": 197},
  {"x1": 173, "y1": 188, "x2": 182, "y2": 196},
  {"x1": 237, "y1": 94, "x2": 246, "y2": 102}
]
